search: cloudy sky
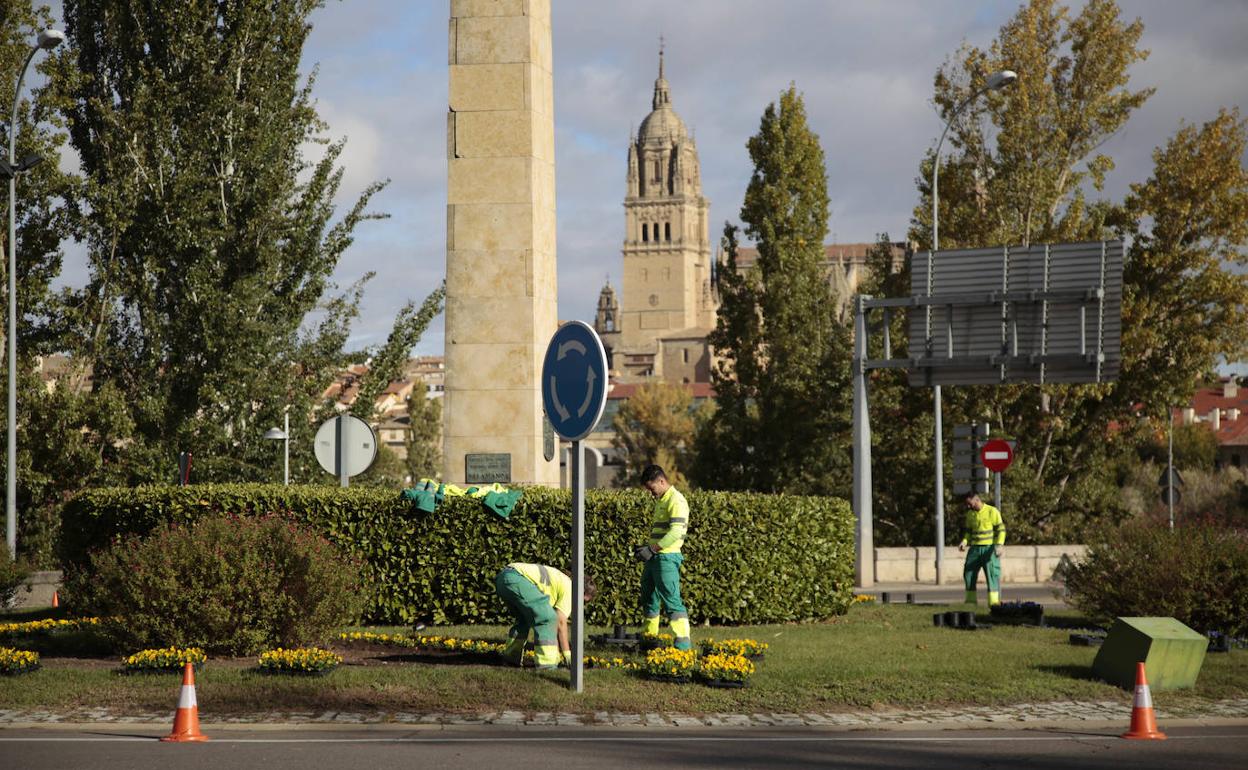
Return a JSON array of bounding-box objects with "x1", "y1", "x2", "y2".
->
[{"x1": 53, "y1": 1, "x2": 1248, "y2": 359}]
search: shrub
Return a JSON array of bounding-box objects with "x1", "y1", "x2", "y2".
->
[
  {"x1": 1065, "y1": 519, "x2": 1248, "y2": 636},
  {"x1": 0, "y1": 542, "x2": 31, "y2": 608},
  {"x1": 65, "y1": 515, "x2": 365, "y2": 655},
  {"x1": 61, "y1": 484, "x2": 856, "y2": 625}
]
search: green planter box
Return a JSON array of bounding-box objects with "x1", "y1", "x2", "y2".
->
[{"x1": 1092, "y1": 617, "x2": 1207, "y2": 691}]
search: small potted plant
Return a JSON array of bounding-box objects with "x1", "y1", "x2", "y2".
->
[
  {"x1": 257, "y1": 647, "x2": 342, "y2": 676},
  {"x1": 639, "y1": 632, "x2": 674, "y2": 653},
  {"x1": 120, "y1": 646, "x2": 206, "y2": 674},
  {"x1": 642, "y1": 647, "x2": 696, "y2": 683},
  {"x1": 0, "y1": 646, "x2": 39, "y2": 676},
  {"x1": 696, "y1": 652, "x2": 754, "y2": 688}
]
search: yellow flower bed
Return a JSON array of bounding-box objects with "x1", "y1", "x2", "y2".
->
[
  {"x1": 852, "y1": 594, "x2": 875, "y2": 604},
  {"x1": 257, "y1": 647, "x2": 342, "y2": 674},
  {"x1": 121, "y1": 646, "x2": 206, "y2": 672},
  {"x1": 342, "y1": 631, "x2": 638, "y2": 669},
  {"x1": 583, "y1": 655, "x2": 640, "y2": 671},
  {"x1": 0, "y1": 617, "x2": 103, "y2": 637},
  {"x1": 696, "y1": 652, "x2": 755, "y2": 683},
  {"x1": 699, "y1": 637, "x2": 769, "y2": 658},
  {"x1": 0, "y1": 646, "x2": 40, "y2": 675},
  {"x1": 643, "y1": 647, "x2": 696, "y2": 678}
]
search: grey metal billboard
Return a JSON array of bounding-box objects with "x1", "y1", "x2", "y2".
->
[{"x1": 904, "y1": 241, "x2": 1122, "y2": 386}]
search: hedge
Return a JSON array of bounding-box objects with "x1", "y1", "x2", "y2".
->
[{"x1": 60, "y1": 484, "x2": 855, "y2": 625}]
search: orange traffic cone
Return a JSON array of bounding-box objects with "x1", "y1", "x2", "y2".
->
[
  {"x1": 51, "y1": 591, "x2": 59, "y2": 608},
  {"x1": 160, "y1": 662, "x2": 209, "y2": 742},
  {"x1": 1122, "y1": 661, "x2": 1166, "y2": 740}
]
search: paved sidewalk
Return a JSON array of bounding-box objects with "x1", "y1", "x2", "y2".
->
[{"x1": 3, "y1": 698, "x2": 1246, "y2": 729}]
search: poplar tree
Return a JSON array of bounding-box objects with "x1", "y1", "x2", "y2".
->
[
  {"x1": 695, "y1": 86, "x2": 851, "y2": 494},
  {"x1": 48, "y1": 1, "x2": 424, "y2": 483}
]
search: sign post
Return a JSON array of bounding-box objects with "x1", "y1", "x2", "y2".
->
[{"x1": 541, "y1": 321, "x2": 607, "y2": 693}]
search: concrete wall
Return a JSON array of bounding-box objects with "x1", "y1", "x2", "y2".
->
[
  {"x1": 875, "y1": 545, "x2": 1087, "y2": 584},
  {"x1": 5, "y1": 570, "x2": 61, "y2": 609}
]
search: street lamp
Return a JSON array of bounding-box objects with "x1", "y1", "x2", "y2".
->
[
  {"x1": 6, "y1": 28, "x2": 64, "y2": 561},
  {"x1": 928, "y1": 68, "x2": 1017, "y2": 585},
  {"x1": 263, "y1": 410, "x2": 290, "y2": 485}
]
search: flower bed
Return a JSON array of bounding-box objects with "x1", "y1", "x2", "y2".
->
[
  {"x1": 639, "y1": 632, "x2": 674, "y2": 652},
  {"x1": 643, "y1": 647, "x2": 696, "y2": 682},
  {"x1": 583, "y1": 655, "x2": 640, "y2": 671},
  {"x1": 0, "y1": 617, "x2": 103, "y2": 638},
  {"x1": 0, "y1": 646, "x2": 40, "y2": 675},
  {"x1": 699, "y1": 637, "x2": 768, "y2": 659},
  {"x1": 257, "y1": 647, "x2": 342, "y2": 675},
  {"x1": 121, "y1": 646, "x2": 206, "y2": 673},
  {"x1": 696, "y1": 652, "x2": 754, "y2": 687}
]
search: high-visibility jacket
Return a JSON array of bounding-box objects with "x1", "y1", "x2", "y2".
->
[
  {"x1": 960, "y1": 504, "x2": 1006, "y2": 547},
  {"x1": 507, "y1": 563, "x2": 572, "y2": 617},
  {"x1": 650, "y1": 486, "x2": 689, "y2": 554}
]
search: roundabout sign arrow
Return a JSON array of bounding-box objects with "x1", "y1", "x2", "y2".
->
[{"x1": 542, "y1": 321, "x2": 608, "y2": 441}]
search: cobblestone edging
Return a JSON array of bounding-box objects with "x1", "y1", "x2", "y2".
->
[{"x1": 2, "y1": 699, "x2": 1247, "y2": 727}]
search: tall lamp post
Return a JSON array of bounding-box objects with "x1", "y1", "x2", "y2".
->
[
  {"x1": 263, "y1": 409, "x2": 290, "y2": 486},
  {"x1": 928, "y1": 68, "x2": 1016, "y2": 585},
  {"x1": 6, "y1": 29, "x2": 64, "y2": 561}
]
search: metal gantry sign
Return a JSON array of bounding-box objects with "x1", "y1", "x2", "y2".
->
[
  {"x1": 541, "y1": 321, "x2": 607, "y2": 693},
  {"x1": 852, "y1": 241, "x2": 1122, "y2": 587}
]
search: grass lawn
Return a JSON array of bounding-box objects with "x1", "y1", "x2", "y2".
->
[{"x1": 2, "y1": 603, "x2": 1245, "y2": 716}]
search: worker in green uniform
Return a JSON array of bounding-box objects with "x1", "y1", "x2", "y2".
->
[
  {"x1": 958, "y1": 492, "x2": 1007, "y2": 605},
  {"x1": 633, "y1": 464, "x2": 692, "y2": 651},
  {"x1": 495, "y1": 563, "x2": 595, "y2": 669}
]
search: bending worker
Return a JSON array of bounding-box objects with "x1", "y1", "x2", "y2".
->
[
  {"x1": 633, "y1": 464, "x2": 692, "y2": 651},
  {"x1": 495, "y1": 562, "x2": 594, "y2": 669},
  {"x1": 958, "y1": 492, "x2": 1007, "y2": 605}
]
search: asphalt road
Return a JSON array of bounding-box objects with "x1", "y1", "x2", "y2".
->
[{"x1": 2, "y1": 724, "x2": 1245, "y2": 770}]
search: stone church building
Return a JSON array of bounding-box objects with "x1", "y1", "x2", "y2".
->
[{"x1": 595, "y1": 51, "x2": 909, "y2": 388}]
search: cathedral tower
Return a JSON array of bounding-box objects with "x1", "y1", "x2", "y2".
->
[{"x1": 620, "y1": 47, "x2": 714, "y2": 355}]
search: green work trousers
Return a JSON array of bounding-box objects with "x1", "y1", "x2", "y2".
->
[
  {"x1": 495, "y1": 567, "x2": 560, "y2": 667},
  {"x1": 963, "y1": 545, "x2": 1001, "y2": 605},
  {"x1": 641, "y1": 553, "x2": 691, "y2": 650}
]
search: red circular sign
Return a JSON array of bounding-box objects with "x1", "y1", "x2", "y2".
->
[{"x1": 980, "y1": 439, "x2": 1014, "y2": 473}]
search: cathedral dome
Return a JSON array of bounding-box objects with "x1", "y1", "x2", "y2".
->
[{"x1": 637, "y1": 51, "x2": 687, "y2": 146}]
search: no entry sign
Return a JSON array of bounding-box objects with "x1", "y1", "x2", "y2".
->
[{"x1": 980, "y1": 439, "x2": 1014, "y2": 473}]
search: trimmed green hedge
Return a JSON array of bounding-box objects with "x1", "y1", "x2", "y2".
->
[{"x1": 61, "y1": 484, "x2": 855, "y2": 625}]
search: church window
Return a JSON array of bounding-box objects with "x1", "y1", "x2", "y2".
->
[
  {"x1": 665, "y1": 222, "x2": 671, "y2": 241},
  {"x1": 642, "y1": 223, "x2": 648, "y2": 242},
  {"x1": 654, "y1": 159, "x2": 661, "y2": 181},
  {"x1": 605, "y1": 312, "x2": 615, "y2": 332},
  {"x1": 682, "y1": 348, "x2": 689, "y2": 364}
]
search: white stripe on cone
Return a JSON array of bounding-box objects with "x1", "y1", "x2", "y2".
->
[
  {"x1": 1134, "y1": 684, "x2": 1152, "y2": 709},
  {"x1": 178, "y1": 685, "x2": 198, "y2": 709}
]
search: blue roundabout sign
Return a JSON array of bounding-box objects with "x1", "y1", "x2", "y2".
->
[{"x1": 541, "y1": 321, "x2": 608, "y2": 442}]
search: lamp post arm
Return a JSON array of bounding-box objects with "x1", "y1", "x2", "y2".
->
[{"x1": 930, "y1": 85, "x2": 990, "y2": 254}]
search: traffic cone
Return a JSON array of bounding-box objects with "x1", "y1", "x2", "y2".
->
[
  {"x1": 160, "y1": 662, "x2": 209, "y2": 742},
  {"x1": 51, "y1": 591, "x2": 59, "y2": 608},
  {"x1": 1121, "y1": 661, "x2": 1166, "y2": 740}
]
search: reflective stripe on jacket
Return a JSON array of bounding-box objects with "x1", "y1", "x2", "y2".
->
[
  {"x1": 507, "y1": 563, "x2": 573, "y2": 616},
  {"x1": 651, "y1": 487, "x2": 689, "y2": 554},
  {"x1": 960, "y1": 504, "x2": 1006, "y2": 546}
]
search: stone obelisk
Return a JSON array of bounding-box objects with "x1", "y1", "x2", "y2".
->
[{"x1": 443, "y1": 0, "x2": 559, "y2": 486}]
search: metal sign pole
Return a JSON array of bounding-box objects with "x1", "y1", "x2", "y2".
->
[
  {"x1": 934, "y1": 388, "x2": 945, "y2": 586},
  {"x1": 851, "y1": 296, "x2": 873, "y2": 587},
  {"x1": 994, "y1": 470, "x2": 1001, "y2": 512},
  {"x1": 336, "y1": 415, "x2": 348, "y2": 488},
  {"x1": 1167, "y1": 410, "x2": 1175, "y2": 531},
  {"x1": 570, "y1": 439, "x2": 585, "y2": 693}
]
